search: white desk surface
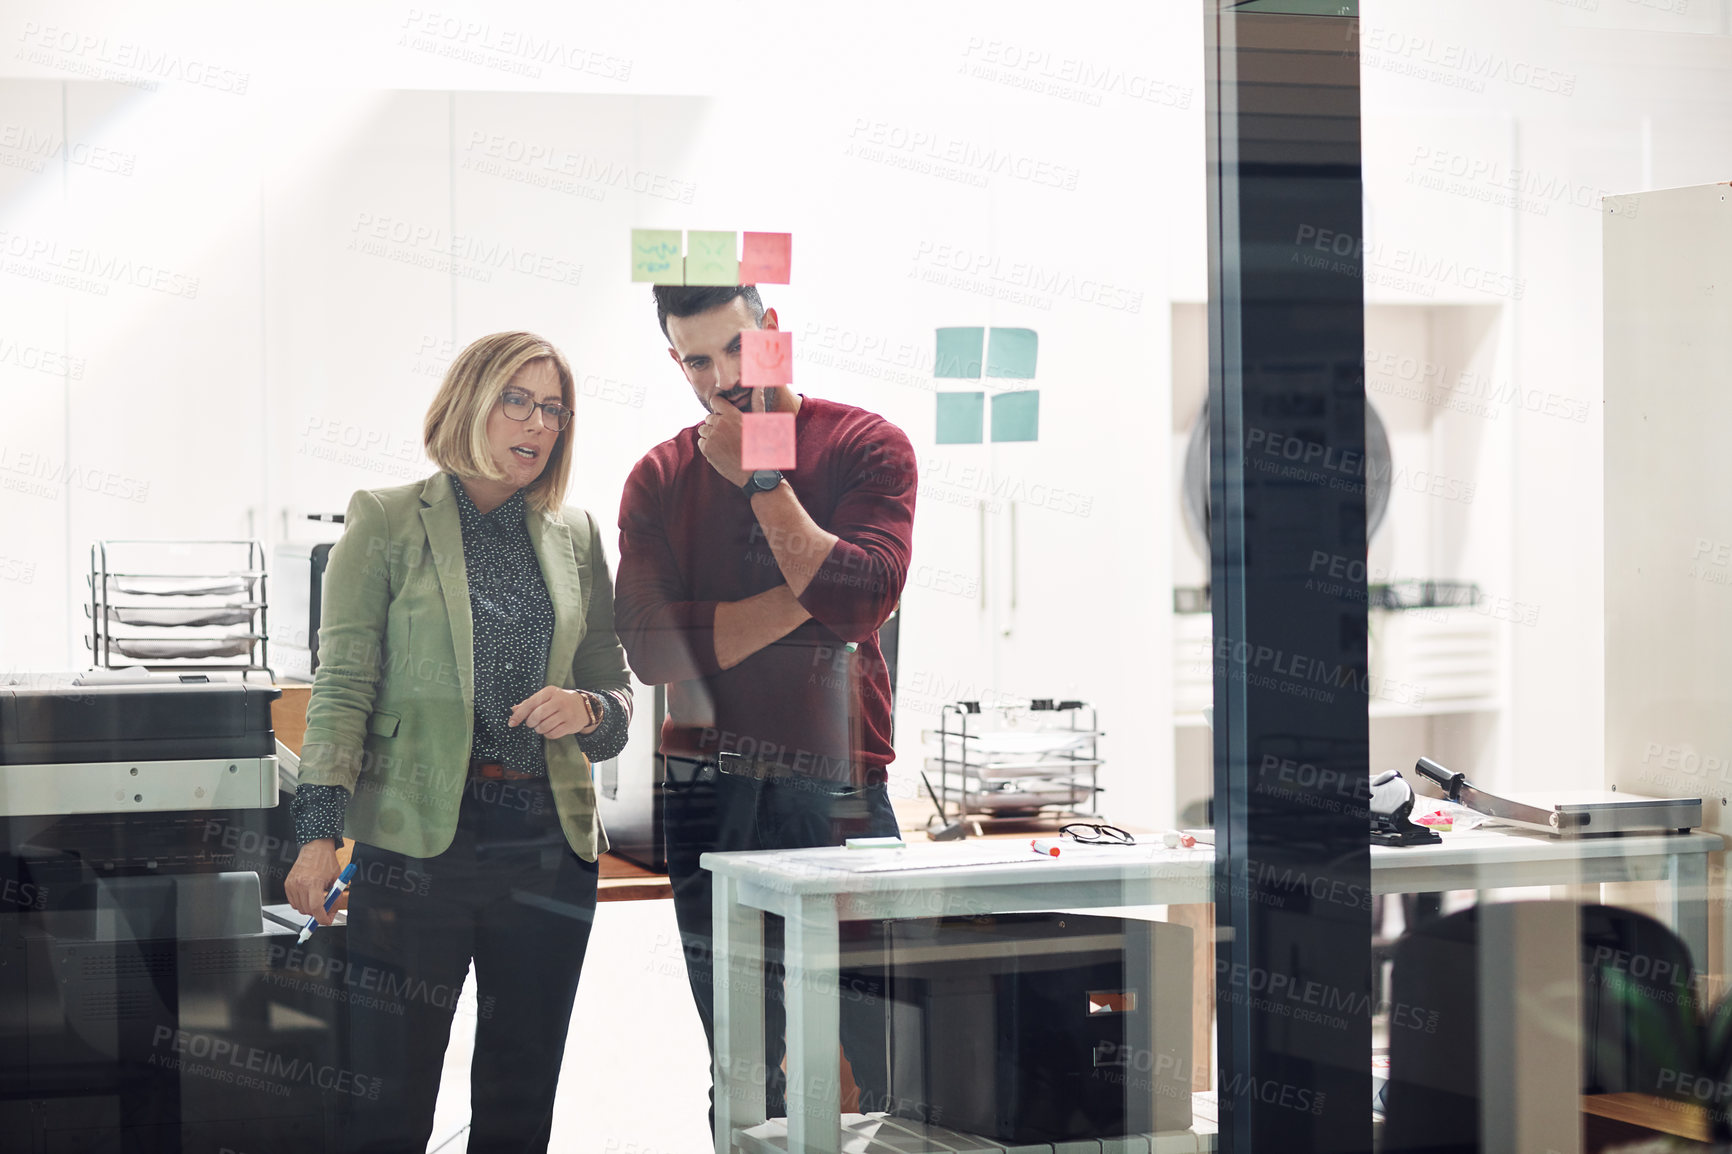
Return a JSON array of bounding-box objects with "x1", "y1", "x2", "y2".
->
[
  {"x1": 735, "y1": 1109, "x2": 1219, "y2": 1154},
  {"x1": 703, "y1": 826, "x2": 1722, "y2": 898}
]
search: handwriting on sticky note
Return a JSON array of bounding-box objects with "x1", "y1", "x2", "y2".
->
[
  {"x1": 741, "y1": 412, "x2": 796, "y2": 470},
  {"x1": 685, "y1": 230, "x2": 738, "y2": 286},
  {"x1": 740, "y1": 329, "x2": 793, "y2": 387},
  {"x1": 740, "y1": 232, "x2": 792, "y2": 284},
  {"x1": 631, "y1": 229, "x2": 682, "y2": 284}
]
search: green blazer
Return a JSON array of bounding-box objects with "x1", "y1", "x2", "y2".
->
[{"x1": 298, "y1": 472, "x2": 630, "y2": 861}]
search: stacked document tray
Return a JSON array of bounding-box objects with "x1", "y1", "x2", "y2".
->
[
  {"x1": 86, "y1": 539, "x2": 272, "y2": 676},
  {"x1": 924, "y1": 699, "x2": 1104, "y2": 825}
]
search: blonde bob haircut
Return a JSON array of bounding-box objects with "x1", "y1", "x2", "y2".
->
[{"x1": 424, "y1": 331, "x2": 575, "y2": 516}]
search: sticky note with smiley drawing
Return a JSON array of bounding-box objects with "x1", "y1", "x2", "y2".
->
[
  {"x1": 740, "y1": 329, "x2": 793, "y2": 387},
  {"x1": 739, "y1": 232, "x2": 792, "y2": 284},
  {"x1": 741, "y1": 412, "x2": 796, "y2": 470}
]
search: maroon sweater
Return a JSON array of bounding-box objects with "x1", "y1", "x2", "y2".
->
[{"x1": 615, "y1": 396, "x2": 917, "y2": 784}]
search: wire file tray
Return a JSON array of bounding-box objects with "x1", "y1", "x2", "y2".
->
[
  {"x1": 86, "y1": 539, "x2": 273, "y2": 679},
  {"x1": 924, "y1": 698, "x2": 1103, "y2": 836}
]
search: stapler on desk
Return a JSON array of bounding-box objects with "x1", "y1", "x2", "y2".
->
[{"x1": 1370, "y1": 769, "x2": 1442, "y2": 846}]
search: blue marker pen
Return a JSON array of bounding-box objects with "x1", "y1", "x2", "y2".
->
[{"x1": 297, "y1": 861, "x2": 358, "y2": 945}]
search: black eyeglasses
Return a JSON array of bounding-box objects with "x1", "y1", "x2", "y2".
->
[
  {"x1": 1059, "y1": 822, "x2": 1134, "y2": 845},
  {"x1": 500, "y1": 390, "x2": 573, "y2": 432}
]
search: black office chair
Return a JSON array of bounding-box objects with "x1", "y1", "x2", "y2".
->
[{"x1": 1382, "y1": 902, "x2": 1706, "y2": 1153}]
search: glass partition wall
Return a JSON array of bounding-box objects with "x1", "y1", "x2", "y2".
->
[{"x1": 1, "y1": 3, "x2": 1728, "y2": 1153}]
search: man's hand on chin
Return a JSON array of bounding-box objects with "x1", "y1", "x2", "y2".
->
[{"x1": 698, "y1": 392, "x2": 752, "y2": 488}]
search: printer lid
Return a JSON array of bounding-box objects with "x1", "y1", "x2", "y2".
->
[{"x1": 0, "y1": 673, "x2": 280, "y2": 766}]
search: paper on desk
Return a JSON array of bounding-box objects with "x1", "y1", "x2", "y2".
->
[
  {"x1": 930, "y1": 730, "x2": 1092, "y2": 756},
  {"x1": 778, "y1": 841, "x2": 1177, "y2": 873}
]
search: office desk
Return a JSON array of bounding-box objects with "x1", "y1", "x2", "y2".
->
[{"x1": 704, "y1": 827, "x2": 1721, "y2": 1154}]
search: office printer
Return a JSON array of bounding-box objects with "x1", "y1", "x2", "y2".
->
[{"x1": 0, "y1": 674, "x2": 344, "y2": 1154}]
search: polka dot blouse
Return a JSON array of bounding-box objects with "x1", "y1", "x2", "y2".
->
[{"x1": 291, "y1": 478, "x2": 629, "y2": 845}]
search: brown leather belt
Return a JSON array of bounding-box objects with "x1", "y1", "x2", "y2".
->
[{"x1": 469, "y1": 758, "x2": 540, "y2": 782}]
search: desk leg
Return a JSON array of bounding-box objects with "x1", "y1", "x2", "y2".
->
[
  {"x1": 784, "y1": 893, "x2": 842, "y2": 1154},
  {"x1": 1668, "y1": 849, "x2": 1710, "y2": 977},
  {"x1": 713, "y1": 874, "x2": 765, "y2": 1154}
]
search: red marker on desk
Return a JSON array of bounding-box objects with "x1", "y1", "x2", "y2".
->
[{"x1": 1031, "y1": 839, "x2": 1062, "y2": 857}]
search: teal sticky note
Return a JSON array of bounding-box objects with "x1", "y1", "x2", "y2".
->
[
  {"x1": 991, "y1": 390, "x2": 1039, "y2": 442},
  {"x1": 630, "y1": 229, "x2": 682, "y2": 284},
  {"x1": 935, "y1": 327, "x2": 985, "y2": 379},
  {"x1": 986, "y1": 328, "x2": 1038, "y2": 378},
  {"x1": 685, "y1": 230, "x2": 738, "y2": 286},
  {"x1": 936, "y1": 392, "x2": 985, "y2": 444}
]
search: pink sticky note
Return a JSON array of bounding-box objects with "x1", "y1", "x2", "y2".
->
[
  {"x1": 739, "y1": 232, "x2": 792, "y2": 284},
  {"x1": 740, "y1": 329, "x2": 793, "y2": 387},
  {"x1": 741, "y1": 412, "x2": 796, "y2": 470}
]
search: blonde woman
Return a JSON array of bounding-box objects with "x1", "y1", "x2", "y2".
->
[{"x1": 286, "y1": 331, "x2": 631, "y2": 1153}]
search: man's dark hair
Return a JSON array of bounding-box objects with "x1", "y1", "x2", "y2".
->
[{"x1": 653, "y1": 285, "x2": 765, "y2": 340}]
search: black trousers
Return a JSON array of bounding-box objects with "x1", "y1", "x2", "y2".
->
[
  {"x1": 339, "y1": 776, "x2": 599, "y2": 1154},
  {"x1": 663, "y1": 764, "x2": 900, "y2": 1124}
]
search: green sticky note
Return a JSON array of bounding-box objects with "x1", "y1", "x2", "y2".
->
[
  {"x1": 935, "y1": 327, "x2": 985, "y2": 379},
  {"x1": 991, "y1": 390, "x2": 1039, "y2": 442},
  {"x1": 685, "y1": 230, "x2": 738, "y2": 286},
  {"x1": 936, "y1": 392, "x2": 985, "y2": 444},
  {"x1": 986, "y1": 328, "x2": 1038, "y2": 379},
  {"x1": 630, "y1": 229, "x2": 683, "y2": 284}
]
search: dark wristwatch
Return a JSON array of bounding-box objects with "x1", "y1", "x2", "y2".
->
[{"x1": 740, "y1": 469, "x2": 783, "y2": 496}]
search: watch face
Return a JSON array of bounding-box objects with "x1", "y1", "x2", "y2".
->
[{"x1": 752, "y1": 470, "x2": 780, "y2": 489}]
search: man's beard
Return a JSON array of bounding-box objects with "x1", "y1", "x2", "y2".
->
[{"x1": 712, "y1": 386, "x2": 754, "y2": 411}]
